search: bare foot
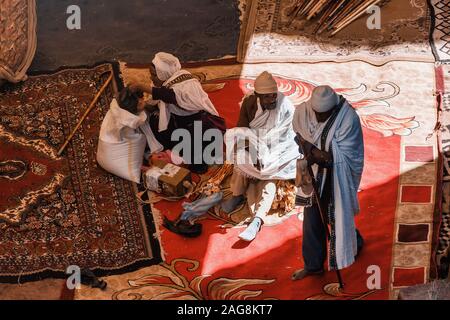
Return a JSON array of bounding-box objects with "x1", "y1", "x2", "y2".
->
[{"x1": 291, "y1": 269, "x2": 324, "y2": 281}]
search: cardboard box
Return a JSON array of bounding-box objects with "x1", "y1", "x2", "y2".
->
[{"x1": 149, "y1": 159, "x2": 192, "y2": 197}]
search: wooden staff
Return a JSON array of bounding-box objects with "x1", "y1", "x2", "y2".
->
[
  {"x1": 332, "y1": 0, "x2": 381, "y2": 35},
  {"x1": 287, "y1": 0, "x2": 308, "y2": 26},
  {"x1": 307, "y1": 0, "x2": 329, "y2": 20},
  {"x1": 57, "y1": 72, "x2": 113, "y2": 156},
  {"x1": 314, "y1": 0, "x2": 342, "y2": 33},
  {"x1": 287, "y1": 0, "x2": 306, "y2": 17},
  {"x1": 318, "y1": 0, "x2": 353, "y2": 33},
  {"x1": 334, "y1": 0, "x2": 376, "y2": 29},
  {"x1": 299, "y1": 0, "x2": 316, "y2": 17},
  {"x1": 327, "y1": 0, "x2": 364, "y2": 31}
]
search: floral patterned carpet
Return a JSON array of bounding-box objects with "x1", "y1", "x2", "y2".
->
[
  {"x1": 75, "y1": 60, "x2": 439, "y2": 300},
  {"x1": 238, "y1": 0, "x2": 434, "y2": 65},
  {"x1": 0, "y1": 64, "x2": 159, "y2": 282}
]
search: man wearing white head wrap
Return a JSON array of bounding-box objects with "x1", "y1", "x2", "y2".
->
[
  {"x1": 291, "y1": 85, "x2": 365, "y2": 281},
  {"x1": 132, "y1": 52, "x2": 224, "y2": 174},
  {"x1": 152, "y1": 52, "x2": 182, "y2": 82},
  {"x1": 221, "y1": 71, "x2": 301, "y2": 242}
]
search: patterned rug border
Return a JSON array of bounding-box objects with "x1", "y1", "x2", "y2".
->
[
  {"x1": 428, "y1": 0, "x2": 450, "y2": 63},
  {"x1": 238, "y1": 0, "x2": 436, "y2": 66},
  {"x1": 0, "y1": 62, "x2": 162, "y2": 284}
]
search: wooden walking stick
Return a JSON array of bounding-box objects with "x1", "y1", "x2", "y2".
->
[
  {"x1": 332, "y1": 0, "x2": 381, "y2": 36},
  {"x1": 57, "y1": 71, "x2": 113, "y2": 156},
  {"x1": 296, "y1": 133, "x2": 345, "y2": 289}
]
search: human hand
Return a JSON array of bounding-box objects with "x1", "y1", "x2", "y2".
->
[{"x1": 295, "y1": 134, "x2": 314, "y2": 157}]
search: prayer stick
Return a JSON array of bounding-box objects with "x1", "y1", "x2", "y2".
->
[
  {"x1": 331, "y1": 0, "x2": 381, "y2": 35},
  {"x1": 334, "y1": 0, "x2": 377, "y2": 28},
  {"x1": 306, "y1": 0, "x2": 328, "y2": 20},
  {"x1": 299, "y1": 0, "x2": 316, "y2": 17},
  {"x1": 327, "y1": 0, "x2": 364, "y2": 31},
  {"x1": 314, "y1": 0, "x2": 343, "y2": 33},
  {"x1": 287, "y1": 0, "x2": 306, "y2": 17},
  {"x1": 58, "y1": 72, "x2": 113, "y2": 156}
]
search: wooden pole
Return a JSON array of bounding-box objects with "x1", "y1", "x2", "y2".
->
[
  {"x1": 307, "y1": 0, "x2": 328, "y2": 20},
  {"x1": 328, "y1": 0, "x2": 364, "y2": 31},
  {"x1": 287, "y1": 0, "x2": 306, "y2": 17},
  {"x1": 314, "y1": 0, "x2": 342, "y2": 33},
  {"x1": 331, "y1": 0, "x2": 381, "y2": 35},
  {"x1": 57, "y1": 72, "x2": 113, "y2": 156},
  {"x1": 334, "y1": 0, "x2": 376, "y2": 28}
]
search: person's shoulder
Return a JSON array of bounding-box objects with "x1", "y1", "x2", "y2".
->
[
  {"x1": 293, "y1": 100, "x2": 307, "y2": 114},
  {"x1": 241, "y1": 93, "x2": 257, "y2": 109},
  {"x1": 343, "y1": 102, "x2": 360, "y2": 122},
  {"x1": 339, "y1": 102, "x2": 362, "y2": 132}
]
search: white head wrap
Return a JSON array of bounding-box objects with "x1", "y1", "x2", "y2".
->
[
  {"x1": 152, "y1": 52, "x2": 182, "y2": 81},
  {"x1": 311, "y1": 85, "x2": 339, "y2": 113},
  {"x1": 150, "y1": 53, "x2": 220, "y2": 133}
]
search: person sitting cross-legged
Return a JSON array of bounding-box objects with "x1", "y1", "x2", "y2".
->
[{"x1": 222, "y1": 71, "x2": 300, "y2": 242}]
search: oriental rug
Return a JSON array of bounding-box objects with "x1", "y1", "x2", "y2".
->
[
  {"x1": 435, "y1": 63, "x2": 450, "y2": 270},
  {"x1": 430, "y1": 0, "x2": 450, "y2": 62},
  {"x1": 237, "y1": 0, "x2": 434, "y2": 65},
  {"x1": 430, "y1": 0, "x2": 450, "y2": 276},
  {"x1": 0, "y1": 0, "x2": 37, "y2": 83},
  {"x1": 0, "y1": 63, "x2": 160, "y2": 282},
  {"x1": 75, "y1": 60, "x2": 439, "y2": 300}
]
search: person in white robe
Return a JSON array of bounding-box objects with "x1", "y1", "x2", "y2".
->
[
  {"x1": 222, "y1": 71, "x2": 300, "y2": 242},
  {"x1": 131, "y1": 52, "x2": 225, "y2": 174},
  {"x1": 97, "y1": 87, "x2": 161, "y2": 183},
  {"x1": 291, "y1": 85, "x2": 365, "y2": 280}
]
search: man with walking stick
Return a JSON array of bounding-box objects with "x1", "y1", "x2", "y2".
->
[{"x1": 291, "y1": 85, "x2": 365, "y2": 284}]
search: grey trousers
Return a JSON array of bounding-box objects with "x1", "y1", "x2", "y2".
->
[{"x1": 230, "y1": 169, "x2": 277, "y2": 220}]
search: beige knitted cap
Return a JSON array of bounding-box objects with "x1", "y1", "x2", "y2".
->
[{"x1": 254, "y1": 71, "x2": 278, "y2": 94}]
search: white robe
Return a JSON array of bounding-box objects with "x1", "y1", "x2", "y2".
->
[
  {"x1": 97, "y1": 99, "x2": 163, "y2": 183},
  {"x1": 157, "y1": 70, "x2": 219, "y2": 132},
  {"x1": 225, "y1": 93, "x2": 300, "y2": 180},
  {"x1": 292, "y1": 98, "x2": 364, "y2": 270}
]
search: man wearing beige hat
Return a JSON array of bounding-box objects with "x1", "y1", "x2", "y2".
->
[
  {"x1": 222, "y1": 71, "x2": 300, "y2": 242},
  {"x1": 291, "y1": 85, "x2": 365, "y2": 281}
]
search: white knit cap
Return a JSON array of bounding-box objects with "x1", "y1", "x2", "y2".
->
[
  {"x1": 152, "y1": 52, "x2": 182, "y2": 81},
  {"x1": 254, "y1": 71, "x2": 278, "y2": 94},
  {"x1": 311, "y1": 85, "x2": 339, "y2": 113}
]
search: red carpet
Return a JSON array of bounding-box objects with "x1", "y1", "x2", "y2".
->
[
  {"x1": 151, "y1": 77, "x2": 405, "y2": 300},
  {"x1": 73, "y1": 62, "x2": 437, "y2": 300},
  {"x1": 0, "y1": 64, "x2": 160, "y2": 282}
]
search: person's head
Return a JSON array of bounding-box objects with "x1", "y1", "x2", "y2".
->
[
  {"x1": 254, "y1": 71, "x2": 278, "y2": 110},
  {"x1": 150, "y1": 52, "x2": 182, "y2": 87},
  {"x1": 311, "y1": 85, "x2": 339, "y2": 123},
  {"x1": 117, "y1": 87, "x2": 145, "y2": 114}
]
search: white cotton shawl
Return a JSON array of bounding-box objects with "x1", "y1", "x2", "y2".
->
[
  {"x1": 225, "y1": 93, "x2": 300, "y2": 180},
  {"x1": 100, "y1": 99, "x2": 163, "y2": 153},
  {"x1": 153, "y1": 68, "x2": 219, "y2": 132},
  {"x1": 292, "y1": 98, "x2": 364, "y2": 270}
]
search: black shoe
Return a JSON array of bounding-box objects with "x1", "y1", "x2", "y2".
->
[
  {"x1": 80, "y1": 269, "x2": 107, "y2": 290},
  {"x1": 163, "y1": 217, "x2": 202, "y2": 238}
]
